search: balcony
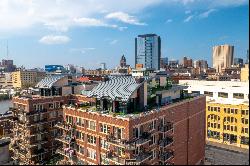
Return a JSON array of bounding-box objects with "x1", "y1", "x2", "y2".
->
[
  {"x1": 56, "y1": 135, "x2": 76, "y2": 145},
  {"x1": 26, "y1": 109, "x2": 47, "y2": 116},
  {"x1": 31, "y1": 148, "x2": 48, "y2": 158},
  {"x1": 158, "y1": 123, "x2": 173, "y2": 133},
  {"x1": 55, "y1": 122, "x2": 75, "y2": 131},
  {"x1": 159, "y1": 152, "x2": 174, "y2": 162},
  {"x1": 25, "y1": 137, "x2": 48, "y2": 147},
  {"x1": 106, "y1": 152, "x2": 126, "y2": 165},
  {"x1": 106, "y1": 135, "x2": 136, "y2": 150},
  {"x1": 56, "y1": 147, "x2": 77, "y2": 162},
  {"x1": 134, "y1": 132, "x2": 151, "y2": 146},
  {"x1": 159, "y1": 137, "x2": 173, "y2": 148},
  {"x1": 26, "y1": 128, "x2": 49, "y2": 136},
  {"x1": 126, "y1": 152, "x2": 152, "y2": 165}
]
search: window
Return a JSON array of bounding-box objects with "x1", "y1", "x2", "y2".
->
[
  {"x1": 149, "y1": 120, "x2": 156, "y2": 131},
  {"x1": 87, "y1": 135, "x2": 96, "y2": 145},
  {"x1": 241, "y1": 136, "x2": 249, "y2": 145},
  {"x1": 233, "y1": 93, "x2": 244, "y2": 99},
  {"x1": 76, "y1": 117, "x2": 82, "y2": 126},
  {"x1": 88, "y1": 121, "x2": 96, "y2": 130},
  {"x1": 204, "y1": 91, "x2": 213, "y2": 97},
  {"x1": 80, "y1": 146, "x2": 84, "y2": 154},
  {"x1": 87, "y1": 148, "x2": 96, "y2": 160},
  {"x1": 218, "y1": 92, "x2": 228, "y2": 98},
  {"x1": 76, "y1": 131, "x2": 81, "y2": 139},
  {"x1": 100, "y1": 123, "x2": 110, "y2": 134},
  {"x1": 101, "y1": 139, "x2": 109, "y2": 149},
  {"x1": 49, "y1": 103, "x2": 54, "y2": 109}
]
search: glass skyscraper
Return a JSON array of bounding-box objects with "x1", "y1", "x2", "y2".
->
[{"x1": 135, "y1": 34, "x2": 161, "y2": 70}]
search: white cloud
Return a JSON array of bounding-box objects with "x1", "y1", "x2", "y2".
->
[
  {"x1": 105, "y1": 12, "x2": 146, "y2": 25},
  {"x1": 74, "y1": 17, "x2": 117, "y2": 28},
  {"x1": 39, "y1": 35, "x2": 70, "y2": 44},
  {"x1": 198, "y1": 9, "x2": 217, "y2": 18},
  {"x1": 118, "y1": 26, "x2": 128, "y2": 31},
  {"x1": 166, "y1": 19, "x2": 173, "y2": 23},
  {"x1": 110, "y1": 39, "x2": 118, "y2": 45},
  {"x1": 0, "y1": 0, "x2": 248, "y2": 33},
  {"x1": 70, "y1": 48, "x2": 96, "y2": 54},
  {"x1": 184, "y1": 15, "x2": 194, "y2": 22}
]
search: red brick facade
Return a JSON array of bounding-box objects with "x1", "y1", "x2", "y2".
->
[{"x1": 58, "y1": 95, "x2": 206, "y2": 165}]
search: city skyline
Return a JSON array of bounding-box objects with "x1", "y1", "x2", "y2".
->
[{"x1": 0, "y1": 0, "x2": 249, "y2": 69}]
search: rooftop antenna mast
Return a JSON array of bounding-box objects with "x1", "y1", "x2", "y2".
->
[{"x1": 6, "y1": 40, "x2": 9, "y2": 60}]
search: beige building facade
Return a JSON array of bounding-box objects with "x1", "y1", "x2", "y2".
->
[
  {"x1": 212, "y1": 45, "x2": 234, "y2": 73},
  {"x1": 241, "y1": 64, "x2": 249, "y2": 82},
  {"x1": 12, "y1": 70, "x2": 46, "y2": 89}
]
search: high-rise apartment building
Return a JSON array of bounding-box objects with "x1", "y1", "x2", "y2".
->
[
  {"x1": 11, "y1": 70, "x2": 46, "y2": 89},
  {"x1": 212, "y1": 45, "x2": 234, "y2": 73},
  {"x1": 194, "y1": 60, "x2": 208, "y2": 70},
  {"x1": 135, "y1": 34, "x2": 161, "y2": 70},
  {"x1": 55, "y1": 75, "x2": 206, "y2": 165},
  {"x1": 179, "y1": 80, "x2": 249, "y2": 150},
  {"x1": 182, "y1": 57, "x2": 193, "y2": 68},
  {"x1": 234, "y1": 58, "x2": 244, "y2": 68}
]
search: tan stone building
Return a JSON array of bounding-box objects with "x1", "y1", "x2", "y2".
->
[
  {"x1": 241, "y1": 64, "x2": 249, "y2": 82},
  {"x1": 212, "y1": 44, "x2": 234, "y2": 73},
  {"x1": 12, "y1": 70, "x2": 46, "y2": 89}
]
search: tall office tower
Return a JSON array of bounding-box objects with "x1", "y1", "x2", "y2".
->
[
  {"x1": 212, "y1": 44, "x2": 234, "y2": 73},
  {"x1": 233, "y1": 58, "x2": 244, "y2": 68},
  {"x1": 160, "y1": 57, "x2": 168, "y2": 68},
  {"x1": 135, "y1": 34, "x2": 161, "y2": 70},
  {"x1": 120, "y1": 55, "x2": 127, "y2": 68},
  {"x1": 100, "y1": 63, "x2": 107, "y2": 70}
]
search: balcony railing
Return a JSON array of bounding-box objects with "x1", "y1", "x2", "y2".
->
[
  {"x1": 159, "y1": 137, "x2": 173, "y2": 148},
  {"x1": 56, "y1": 147, "x2": 77, "y2": 161},
  {"x1": 134, "y1": 132, "x2": 151, "y2": 146},
  {"x1": 26, "y1": 109, "x2": 48, "y2": 116},
  {"x1": 126, "y1": 152, "x2": 152, "y2": 165},
  {"x1": 56, "y1": 135, "x2": 76, "y2": 145},
  {"x1": 158, "y1": 123, "x2": 173, "y2": 133},
  {"x1": 55, "y1": 122, "x2": 75, "y2": 131},
  {"x1": 106, "y1": 135, "x2": 136, "y2": 150},
  {"x1": 106, "y1": 152, "x2": 126, "y2": 165},
  {"x1": 159, "y1": 152, "x2": 174, "y2": 162}
]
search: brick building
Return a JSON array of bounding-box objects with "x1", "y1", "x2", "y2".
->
[
  {"x1": 9, "y1": 75, "x2": 86, "y2": 165},
  {"x1": 55, "y1": 75, "x2": 206, "y2": 165}
]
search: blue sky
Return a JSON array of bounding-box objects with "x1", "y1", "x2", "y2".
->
[{"x1": 0, "y1": 0, "x2": 249, "y2": 69}]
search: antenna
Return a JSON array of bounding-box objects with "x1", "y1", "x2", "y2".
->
[{"x1": 6, "y1": 40, "x2": 9, "y2": 60}]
